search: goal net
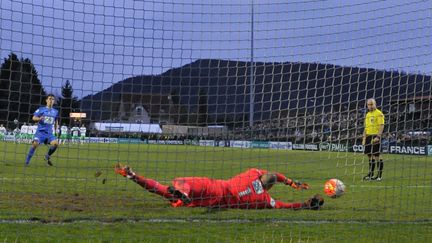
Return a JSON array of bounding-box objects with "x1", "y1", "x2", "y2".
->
[{"x1": 1, "y1": 0, "x2": 431, "y2": 241}]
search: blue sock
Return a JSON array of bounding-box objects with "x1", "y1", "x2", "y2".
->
[
  {"x1": 25, "y1": 147, "x2": 36, "y2": 165},
  {"x1": 47, "y1": 145, "x2": 57, "y2": 156}
]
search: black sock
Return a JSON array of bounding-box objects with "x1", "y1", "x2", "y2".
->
[
  {"x1": 377, "y1": 159, "x2": 384, "y2": 178},
  {"x1": 48, "y1": 145, "x2": 58, "y2": 156},
  {"x1": 368, "y1": 159, "x2": 376, "y2": 176}
]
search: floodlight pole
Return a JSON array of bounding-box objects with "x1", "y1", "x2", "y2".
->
[{"x1": 249, "y1": 1, "x2": 255, "y2": 127}]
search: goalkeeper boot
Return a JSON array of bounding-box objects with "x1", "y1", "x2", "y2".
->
[
  {"x1": 371, "y1": 176, "x2": 382, "y2": 181},
  {"x1": 114, "y1": 162, "x2": 136, "y2": 179},
  {"x1": 44, "y1": 154, "x2": 53, "y2": 166},
  {"x1": 303, "y1": 194, "x2": 324, "y2": 210},
  {"x1": 168, "y1": 186, "x2": 192, "y2": 205}
]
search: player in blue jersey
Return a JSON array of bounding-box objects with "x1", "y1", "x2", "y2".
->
[{"x1": 25, "y1": 94, "x2": 59, "y2": 166}]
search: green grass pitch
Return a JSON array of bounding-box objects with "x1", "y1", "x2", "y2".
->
[{"x1": 0, "y1": 142, "x2": 431, "y2": 242}]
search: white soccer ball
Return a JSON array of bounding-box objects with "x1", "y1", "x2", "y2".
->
[{"x1": 324, "y1": 179, "x2": 346, "y2": 198}]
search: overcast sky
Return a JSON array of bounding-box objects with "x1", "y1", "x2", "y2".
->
[{"x1": 1, "y1": 0, "x2": 431, "y2": 98}]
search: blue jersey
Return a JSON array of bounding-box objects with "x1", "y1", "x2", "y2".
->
[{"x1": 34, "y1": 106, "x2": 58, "y2": 134}]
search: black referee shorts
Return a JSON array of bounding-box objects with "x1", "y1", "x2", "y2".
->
[{"x1": 364, "y1": 135, "x2": 381, "y2": 156}]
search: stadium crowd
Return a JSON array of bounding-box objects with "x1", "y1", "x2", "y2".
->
[{"x1": 233, "y1": 109, "x2": 431, "y2": 146}]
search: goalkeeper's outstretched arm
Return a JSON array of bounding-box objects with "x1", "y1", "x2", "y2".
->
[
  {"x1": 273, "y1": 200, "x2": 304, "y2": 209},
  {"x1": 259, "y1": 169, "x2": 310, "y2": 190},
  {"x1": 272, "y1": 194, "x2": 324, "y2": 210}
]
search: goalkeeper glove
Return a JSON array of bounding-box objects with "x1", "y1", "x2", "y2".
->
[
  {"x1": 285, "y1": 179, "x2": 310, "y2": 190},
  {"x1": 303, "y1": 194, "x2": 324, "y2": 210}
]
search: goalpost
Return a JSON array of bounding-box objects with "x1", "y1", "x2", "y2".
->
[{"x1": 0, "y1": 0, "x2": 431, "y2": 241}]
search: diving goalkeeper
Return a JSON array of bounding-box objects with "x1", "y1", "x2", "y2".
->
[{"x1": 114, "y1": 163, "x2": 324, "y2": 210}]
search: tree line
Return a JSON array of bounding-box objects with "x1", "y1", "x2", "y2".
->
[{"x1": 0, "y1": 52, "x2": 80, "y2": 128}]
